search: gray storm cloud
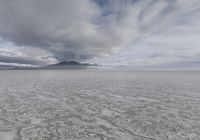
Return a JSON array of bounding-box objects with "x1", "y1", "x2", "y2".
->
[{"x1": 0, "y1": 0, "x2": 200, "y2": 65}]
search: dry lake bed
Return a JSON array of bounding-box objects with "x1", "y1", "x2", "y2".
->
[{"x1": 0, "y1": 70, "x2": 200, "y2": 140}]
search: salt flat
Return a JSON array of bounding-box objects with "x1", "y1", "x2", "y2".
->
[{"x1": 0, "y1": 70, "x2": 200, "y2": 140}]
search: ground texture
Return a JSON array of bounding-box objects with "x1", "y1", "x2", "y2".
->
[{"x1": 0, "y1": 70, "x2": 200, "y2": 140}]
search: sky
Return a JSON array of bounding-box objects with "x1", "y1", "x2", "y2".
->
[{"x1": 0, "y1": 0, "x2": 200, "y2": 68}]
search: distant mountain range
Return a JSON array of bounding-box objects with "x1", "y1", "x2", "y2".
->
[
  {"x1": 51, "y1": 61, "x2": 98, "y2": 66},
  {"x1": 43, "y1": 61, "x2": 99, "y2": 69},
  {"x1": 2, "y1": 60, "x2": 200, "y2": 70},
  {"x1": 0, "y1": 61, "x2": 99, "y2": 70}
]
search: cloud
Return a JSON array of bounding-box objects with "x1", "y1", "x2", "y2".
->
[
  {"x1": 0, "y1": 0, "x2": 200, "y2": 66},
  {"x1": 0, "y1": 38, "x2": 56, "y2": 65}
]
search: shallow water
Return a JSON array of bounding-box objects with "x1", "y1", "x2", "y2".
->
[{"x1": 0, "y1": 70, "x2": 200, "y2": 140}]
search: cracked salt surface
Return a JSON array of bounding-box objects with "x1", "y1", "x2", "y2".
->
[{"x1": 0, "y1": 70, "x2": 200, "y2": 140}]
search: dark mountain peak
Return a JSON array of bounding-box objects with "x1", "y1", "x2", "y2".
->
[
  {"x1": 56, "y1": 61, "x2": 82, "y2": 65},
  {"x1": 40, "y1": 60, "x2": 100, "y2": 69},
  {"x1": 51, "y1": 61, "x2": 98, "y2": 67}
]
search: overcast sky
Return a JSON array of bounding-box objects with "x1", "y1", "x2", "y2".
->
[{"x1": 0, "y1": 0, "x2": 200, "y2": 67}]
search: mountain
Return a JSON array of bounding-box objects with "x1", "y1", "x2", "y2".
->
[
  {"x1": 0, "y1": 61, "x2": 100, "y2": 70},
  {"x1": 43, "y1": 61, "x2": 98, "y2": 69},
  {"x1": 54, "y1": 61, "x2": 93, "y2": 66}
]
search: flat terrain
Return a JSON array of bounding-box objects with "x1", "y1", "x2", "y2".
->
[{"x1": 0, "y1": 70, "x2": 200, "y2": 140}]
